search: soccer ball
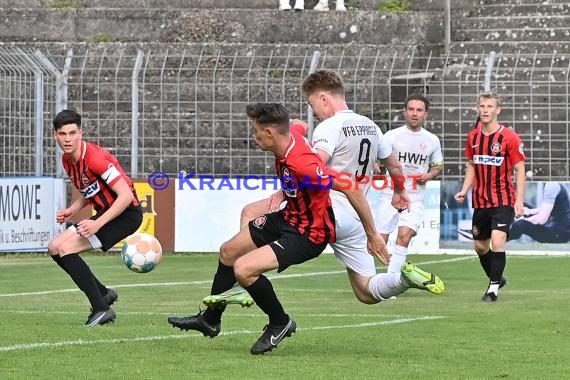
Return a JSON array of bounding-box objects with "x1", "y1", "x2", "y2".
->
[{"x1": 121, "y1": 233, "x2": 163, "y2": 273}]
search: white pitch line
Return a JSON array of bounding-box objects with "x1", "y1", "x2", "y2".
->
[
  {"x1": 0, "y1": 310, "x2": 421, "y2": 318},
  {"x1": 0, "y1": 316, "x2": 443, "y2": 352},
  {"x1": 0, "y1": 256, "x2": 472, "y2": 298}
]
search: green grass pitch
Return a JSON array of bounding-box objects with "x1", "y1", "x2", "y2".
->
[{"x1": 0, "y1": 253, "x2": 569, "y2": 379}]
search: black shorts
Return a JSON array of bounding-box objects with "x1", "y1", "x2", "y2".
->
[
  {"x1": 248, "y1": 211, "x2": 327, "y2": 273},
  {"x1": 472, "y1": 206, "x2": 515, "y2": 241},
  {"x1": 78, "y1": 204, "x2": 143, "y2": 251}
]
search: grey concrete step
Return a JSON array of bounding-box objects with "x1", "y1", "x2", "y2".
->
[
  {"x1": 449, "y1": 40, "x2": 570, "y2": 54},
  {"x1": 456, "y1": 27, "x2": 570, "y2": 42},
  {"x1": 472, "y1": 3, "x2": 570, "y2": 16},
  {"x1": 0, "y1": 8, "x2": 443, "y2": 45},
  {"x1": 456, "y1": 14, "x2": 570, "y2": 29}
]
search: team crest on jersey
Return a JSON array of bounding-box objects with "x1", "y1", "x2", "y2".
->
[
  {"x1": 419, "y1": 143, "x2": 428, "y2": 152},
  {"x1": 80, "y1": 172, "x2": 91, "y2": 186},
  {"x1": 253, "y1": 215, "x2": 267, "y2": 229},
  {"x1": 490, "y1": 142, "x2": 502, "y2": 154},
  {"x1": 472, "y1": 226, "x2": 480, "y2": 238}
]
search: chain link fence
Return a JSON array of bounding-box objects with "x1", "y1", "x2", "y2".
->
[{"x1": 1, "y1": 45, "x2": 568, "y2": 180}]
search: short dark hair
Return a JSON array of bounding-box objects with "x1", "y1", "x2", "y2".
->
[
  {"x1": 53, "y1": 109, "x2": 81, "y2": 131},
  {"x1": 302, "y1": 70, "x2": 345, "y2": 98},
  {"x1": 404, "y1": 94, "x2": 430, "y2": 111},
  {"x1": 245, "y1": 103, "x2": 290, "y2": 134}
]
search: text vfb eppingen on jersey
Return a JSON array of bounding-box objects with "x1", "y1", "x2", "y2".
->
[{"x1": 147, "y1": 171, "x2": 423, "y2": 191}]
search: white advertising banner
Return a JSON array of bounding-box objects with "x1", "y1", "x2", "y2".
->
[
  {"x1": 0, "y1": 177, "x2": 65, "y2": 252},
  {"x1": 175, "y1": 178, "x2": 278, "y2": 252},
  {"x1": 174, "y1": 177, "x2": 440, "y2": 253},
  {"x1": 368, "y1": 180, "x2": 441, "y2": 254}
]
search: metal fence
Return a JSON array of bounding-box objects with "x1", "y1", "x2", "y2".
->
[
  {"x1": 0, "y1": 47, "x2": 66, "y2": 177},
  {"x1": 1, "y1": 45, "x2": 569, "y2": 180}
]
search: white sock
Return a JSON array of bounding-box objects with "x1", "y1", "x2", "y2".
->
[
  {"x1": 487, "y1": 283, "x2": 499, "y2": 295},
  {"x1": 294, "y1": 0, "x2": 304, "y2": 9},
  {"x1": 368, "y1": 272, "x2": 408, "y2": 300},
  {"x1": 279, "y1": 0, "x2": 292, "y2": 9},
  {"x1": 387, "y1": 245, "x2": 408, "y2": 274}
]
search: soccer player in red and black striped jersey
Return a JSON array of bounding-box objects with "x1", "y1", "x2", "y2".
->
[
  {"x1": 455, "y1": 92, "x2": 526, "y2": 302},
  {"x1": 168, "y1": 103, "x2": 386, "y2": 355},
  {"x1": 48, "y1": 109, "x2": 143, "y2": 326}
]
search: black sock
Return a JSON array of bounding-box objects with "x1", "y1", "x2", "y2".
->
[
  {"x1": 478, "y1": 250, "x2": 492, "y2": 278},
  {"x1": 51, "y1": 254, "x2": 109, "y2": 295},
  {"x1": 59, "y1": 254, "x2": 108, "y2": 312},
  {"x1": 489, "y1": 251, "x2": 506, "y2": 284},
  {"x1": 203, "y1": 261, "x2": 236, "y2": 324},
  {"x1": 244, "y1": 275, "x2": 288, "y2": 326},
  {"x1": 50, "y1": 254, "x2": 65, "y2": 269}
]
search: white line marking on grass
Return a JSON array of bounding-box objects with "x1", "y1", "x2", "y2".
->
[
  {"x1": 0, "y1": 316, "x2": 443, "y2": 352},
  {"x1": 0, "y1": 310, "x2": 420, "y2": 318},
  {"x1": 0, "y1": 256, "x2": 471, "y2": 298}
]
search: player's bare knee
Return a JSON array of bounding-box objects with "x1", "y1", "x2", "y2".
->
[
  {"x1": 47, "y1": 240, "x2": 60, "y2": 256},
  {"x1": 396, "y1": 235, "x2": 412, "y2": 247},
  {"x1": 233, "y1": 258, "x2": 256, "y2": 286},
  {"x1": 219, "y1": 241, "x2": 236, "y2": 265},
  {"x1": 474, "y1": 244, "x2": 489, "y2": 255},
  {"x1": 240, "y1": 205, "x2": 255, "y2": 224}
]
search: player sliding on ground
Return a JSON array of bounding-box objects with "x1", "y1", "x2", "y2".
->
[
  {"x1": 196, "y1": 72, "x2": 445, "y2": 311},
  {"x1": 168, "y1": 103, "x2": 389, "y2": 354}
]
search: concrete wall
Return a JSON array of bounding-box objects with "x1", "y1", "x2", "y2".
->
[
  {"x1": 0, "y1": 8, "x2": 445, "y2": 45},
  {"x1": 0, "y1": 0, "x2": 479, "y2": 10}
]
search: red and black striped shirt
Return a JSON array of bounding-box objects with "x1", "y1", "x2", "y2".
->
[
  {"x1": 465, "y1": 123, "x2": 525, "y2": 208},
  {"x1": 63, "y1": 141, "x2": 139, "y2": 215},
  {"x1": 277, "y1": 129, "x2": 337, "y2": 245}
]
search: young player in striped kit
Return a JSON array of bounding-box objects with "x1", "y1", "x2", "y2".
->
[{"x1": 455, "y1": 92, "x2": 526, "y2": 302}]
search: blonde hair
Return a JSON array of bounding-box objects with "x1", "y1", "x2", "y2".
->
[{"x1": 478, "y1": 91, "x2": 501, "y2": 107}]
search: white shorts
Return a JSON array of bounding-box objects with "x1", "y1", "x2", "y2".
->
[
  {"x1": 330, "y1": 202, "x2": 376, "y2": 277},
  {"x1": 374, "y1": 194, "x2": 425, "y2": 234}
]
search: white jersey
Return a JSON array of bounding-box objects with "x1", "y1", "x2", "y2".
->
[
  {"x1": 312, "y1": 110, "x2": 390, "y2": 218},
  {"x1": 380, "y1": 125, "x2": 443, "y2": 201}
]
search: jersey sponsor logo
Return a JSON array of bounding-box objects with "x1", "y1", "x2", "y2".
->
[
  {"x1": 312, "y1": 138, "x2": 328, "y2": 146},
  {"x1": 490, "y1": 142, "x2": 502, "y2": 154},
  {"x1": 79, "y1": 181, "x2": 101, "y2": 198},
  {"x1": 398, "y1": 151, "x2": 428, "y2": 165},
  {"x1": 497, "y1": 223, "x2": 507, "y2": 227},
  {"x1": 473, "y1": 155, "x2": 504, "y2": 166}
]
